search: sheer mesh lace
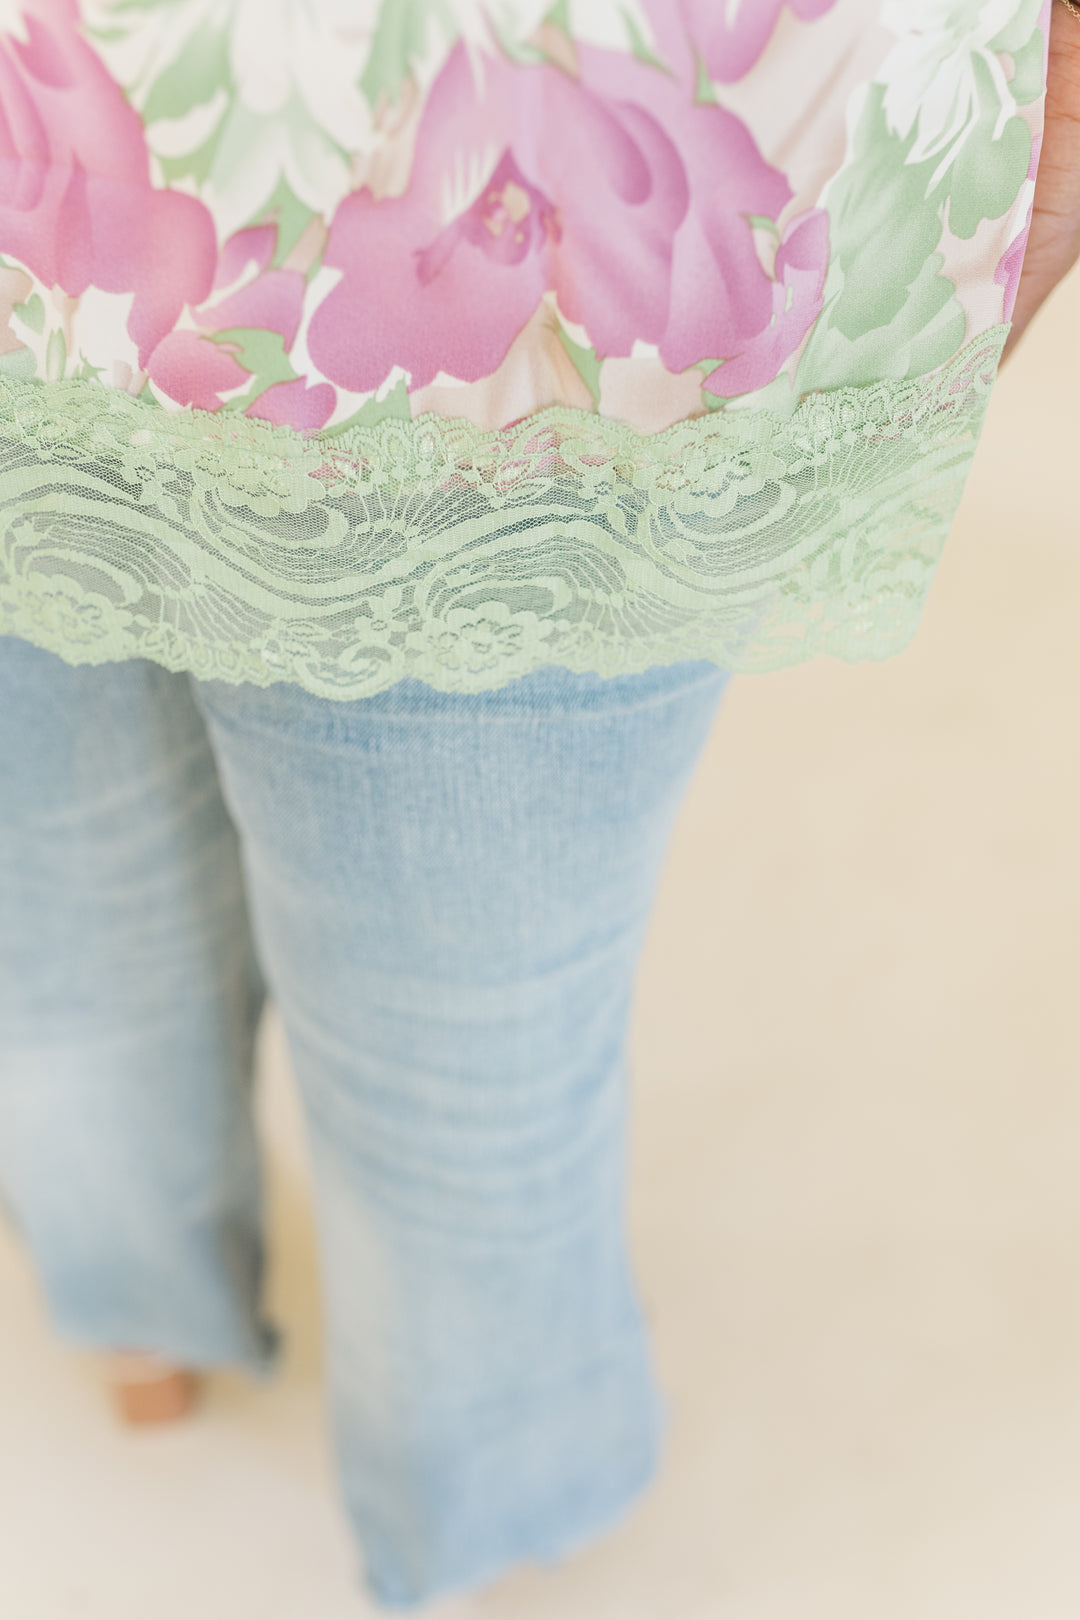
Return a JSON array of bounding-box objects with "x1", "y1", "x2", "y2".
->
[{"x1": 0, "y1": 327, "x2": 1006, "y2": 698}]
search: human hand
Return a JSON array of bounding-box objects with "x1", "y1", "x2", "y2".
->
[{"x1": 1003, "y1": 0, "x2": 1080, "y2": 361}]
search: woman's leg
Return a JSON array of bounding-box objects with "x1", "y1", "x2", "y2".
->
[
  {"x1": 0, "y1": 638, "x2": 277, "y2": 1373},
  {"x1": 191, "y1": 658, "x2": 730, "y2": 1608}
]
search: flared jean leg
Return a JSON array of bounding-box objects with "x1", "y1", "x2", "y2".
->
[
  {"x1": 0, "y1": 637, "x2": 278, "y2": 1372},
  {"x1": 191, "y1": 660, "x2": 729, "y2": 1607}
]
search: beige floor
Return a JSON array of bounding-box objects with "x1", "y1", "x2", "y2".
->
[{"x1": 2, "y1": 267, "x2": 1079, "y2": 1620}]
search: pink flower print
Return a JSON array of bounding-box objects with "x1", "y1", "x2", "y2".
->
[
  {"x1": 310, "y1": 40, "x2": 827, "y2": 411},
  {"x1": 146, "y1": 222, "x2": 335, "y2": 430},
  {"x1": 307, "y1": 43, "x2": 690, "y2": 394},
  {"x1": 247, "y1": 377, "x2": 335, "y2": 431},
  {"x1": 145, "y1": 329, "x2": 249, "y2": 412},
  {"x1": 193, "y1": 256, "x2": 305, "y2": 353},
  {"x1": 995, "y1": 225, "x2": 1027, "y2": 326},
  {"x1": 700, "y1": 210, "x2": 831, "y2": 396},
  {"x1": 212, "y1": 225, "x2": 278, "y2": 293},
  {"x1": 0, "y1": 0, "x2": 216, "y2": 365},
  {"x1": 642, "y1": 0, "x2": 839, "y2": 86},
  {"x1": 414, "y1": 151, "x2": 561, "y2": 286},
  {"x1": 995, "y1": 134, "x2": 1042, "y2": 325},
  {"x1": 580, "y1": 45, "x2": 830, "y2": 396}
]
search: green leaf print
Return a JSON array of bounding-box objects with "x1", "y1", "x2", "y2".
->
[
  {"x1": 213, "y1": 328, "x2": 297, "y2": 410},
  {"x1": 13, "y1": 293, "x2": 45, "y2": 336},
  {"x1": 156, "y1": 126, "x2": 220, "y2": 192},
  {"x1": 797, "y1": 87, "x2": 965, "y2": 392},
  {"x1": 73, "y1": 354, "x2": 107, "y2": 384},
  {"x1": 556, "y1": 327, "x2": 603, "y2": 407},
  {"x1": 361, "y1": 0, "x2": 446, "y2": 108},
  {"x1": 991, "y1": 0, "x2": 1045, "y2": 54},
  {"x1": 797, "y1": 0, "x2": 1039, "y2": 400},
  {"x1": 259, "y1": 176, "x2": 324, "y2": 268},
  {"x1": 323, "y1": 378, "x2": 412, "y2": 437},
  {"x1": 1008, "y1": 26, "x2": 1046, "y2": 106},
  {"x1": 45, "y1": 328, "x2": 67, "y2": 383},
  {"x1": 693, "y1": 51, "x2": 717, "y2": 106},
  {"x1": 945, "y1": 52, "x2": 1031, "y2": 240},
  {"x1": 827, "y1": 98, "x2": 952, "y2": 343},
  {"x1": 619, "y1": 6, "x2": 668, "y2": 70},
  {"x1": 141, "y1": 20, "x2": 230, "y2": 125},
  {"x1": 87, "y1": 1, "x2": 363, "y2": 242}
]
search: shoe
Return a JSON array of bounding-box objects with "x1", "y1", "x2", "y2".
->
[{"x1": 103, "y1": 1352, "x2": 202, "y2": 1426}]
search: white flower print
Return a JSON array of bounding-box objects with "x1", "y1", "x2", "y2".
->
[
  {"x1": 876, "y1": 0, "x2": 1039, "y2": 188},
  {"x1": 82, "y1": 0, "x2": 378, "y2": 236}
]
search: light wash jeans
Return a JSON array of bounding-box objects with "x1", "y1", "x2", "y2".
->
[{"x1": 0, "y1": 635, "x2": 730, "y2": 1609}]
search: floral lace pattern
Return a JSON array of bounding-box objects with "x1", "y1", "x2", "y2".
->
[{"x1": 0, "y1": 327, "x2": 1005, "y2": 697}]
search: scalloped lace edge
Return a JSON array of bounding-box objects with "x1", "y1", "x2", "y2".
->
[{"x1": 0, "y1": 326, "x2": 1007, "y2": 699}]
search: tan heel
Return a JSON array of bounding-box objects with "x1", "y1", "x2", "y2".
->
[{"x1": 103, "y1": 1352, "x2": 202, "y2": 1426}]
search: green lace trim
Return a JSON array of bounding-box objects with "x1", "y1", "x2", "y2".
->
[{"x1": 0, "y1": 327, "x2": 1006, "y2": 698}]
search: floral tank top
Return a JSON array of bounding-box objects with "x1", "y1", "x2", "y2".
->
[{"x1": 0, "y1": 0, "x2": 1050, "y2": 697}]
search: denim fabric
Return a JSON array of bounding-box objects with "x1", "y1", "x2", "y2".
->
[{"x1": 0, "y1": 636, "x2": 729, "y2": 1609}]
